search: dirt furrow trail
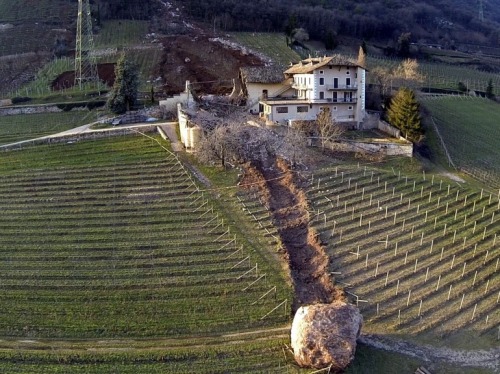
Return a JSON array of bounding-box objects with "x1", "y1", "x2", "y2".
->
[
  {"x1": 359, "y1": 334, "x2": 500, "y2": 371},
  {"x1": 243, "y1": 158, "x2": 343, "y2": 311}
]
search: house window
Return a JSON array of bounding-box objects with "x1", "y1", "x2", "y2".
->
[
  {"x1": 346, "y1": 70, "x2": 350, "y2": 75},
  {"x1": 348, "y1": 106, "x2": 353, "y2": 110},
  {"x1": 319, "y1": 92, "x2": 325, "y2": 99},
  {"x1": 276, "y1": 107, "x2": 288, "y2": 113},
  {"x1": 319, "y1": 70, "x2": 324, "y2": 74},
  {"x1": 333, "y1": 106, "x2": 337, "y2": 111},
  {"x1": 319, "y1": 77, "x2": 325, "y2": 85},
  {"x1": 297, "y1": 106, "x2": 309, "y2": 113},
  {"x1": 346, "y1": 78, "x2": 351, "y2": 87}
]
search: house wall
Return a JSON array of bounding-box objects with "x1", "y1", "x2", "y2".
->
[
  {"x1": 177, "y1": 103, "x2": 190, "y2": 147},
  {"x1": 291, "y1": 65, "x2": 365, "y2": 124},
  {"x1": 356, "y1": 69, "x2": 366, "y2": 124},
  {"x1": 246, "y1": 82, "x2": 291, "y2": 113},
  {"x1": 176, "y1": 103, "x2": 202, "y2": 150},
  {"x1": 311, "y1": 66, "x2": 358, "y2": 100},
  {"x1": 264, "y1": 103, "x2": 314, "y2": 124},
  {"x1": 263, "y1": 102, "x2": 357, "y2": 125}
]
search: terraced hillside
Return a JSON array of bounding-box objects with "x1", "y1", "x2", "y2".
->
[{"x1": 0, "y1": 134, "x2": 295, "y2": 372}]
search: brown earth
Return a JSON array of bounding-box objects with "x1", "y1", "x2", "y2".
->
[
  {"x1": 156, "y1": 34, "x2": 264, "y2": 96},
  {"x1": 51, "y1": 63, "x2": 116, "y2": 90},
  {"x1": 241, "y1": 157, "x2": 345, "y2": 312}
]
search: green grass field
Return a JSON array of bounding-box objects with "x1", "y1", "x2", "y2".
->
[
  {"x1": 0, "y1": 134, "x2": 297, "y2": 371},
  {"x1": 421, "y1": 96, "x2": 500, "y2": 188},
  {"x1": 307, "y1": 164, "x2": 499, "y2": 350},
  {"x1": 0, "y1": 135, "x2": 291, "y2": 338},
  {"x1": 0, "y1": 112, "x2": 99, "y2": 146},
  {"x1": 94, "y1": 20, "x2": 149, "y2": 48},
  {"x1": 366, "y1": 55, "x2": 500, "y2": 96},
  {"x1": 230, "y1": 32, "x2": 301, "y2": 66}
]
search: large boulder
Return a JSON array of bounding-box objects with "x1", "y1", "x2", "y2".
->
[{"x1": 290, "y1": 301, "x2": 362, "y2": 370}]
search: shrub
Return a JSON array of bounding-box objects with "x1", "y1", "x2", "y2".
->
[{"x1": 11, "y1": 97, "x2": 32, "y2": 104}]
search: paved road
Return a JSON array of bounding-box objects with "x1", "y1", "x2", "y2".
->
[{"x1": 159, "y1": 123, "x2": 183, "y2": 152}]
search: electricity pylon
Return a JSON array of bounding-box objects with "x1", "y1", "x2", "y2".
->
[{"x1": 74, "y1": 0, "x2": 99, "y2": 89}]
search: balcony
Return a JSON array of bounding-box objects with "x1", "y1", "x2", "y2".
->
[
  {"x1": 313, "y1": 98, "x2": 358, "y2": 104},
  {"x1": 326, "y1": 84, "x2": 358, "y2": 91},
  {"x1": 292, "y1": 83, "x2": 311, "y2": 90}
]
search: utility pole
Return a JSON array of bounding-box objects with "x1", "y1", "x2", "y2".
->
[
  {"x1": 479, "y1": 0, "x2": 484, "y2": 22},
  {"x1": 74, "y1": 0, "x2": 99, "y2": 89}
]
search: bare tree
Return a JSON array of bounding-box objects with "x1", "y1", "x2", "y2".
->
[
  {"x1": 293, "y1": 28, "x2": 310, "y2": 43},
  {"x1": 357, "y1": 45, "x2": 366, "y2": 68},
  {"x1": 371, "y1": 66, "x2": 393, "y2": 102},
  {"x1": 393, "y1": 58, "x2": 425, "y2": 89},
  {"x1": 197, "y1": 120, "x2": 309, "y2": 168},
  {"x1": 316, "y1": 107, "x2": 345, "y2": 151},
  {"x1": 371, "y1": 59, "x2": 425, "y2": 107},
  {"x1": 273, "y1": 126, "x2": 308, "y2": 167}
]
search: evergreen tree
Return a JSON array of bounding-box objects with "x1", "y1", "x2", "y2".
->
[
  {"x1": 397, "y1": 32, "x2": 411, "y2": 58},
  {"x1": 486, "y1": 79, "x2": 495, "y2": 99},
  {"x1": 324, "y1": 30, "x2": 338, "y2": 50},
  {"x1": 107, "y1": 54, "x2": 139, "y2": 114},
  {"x1": 361, "y1": 40, "x2": 367, "y2": 54},
  {"x1": 284, "y1": 14, "x2": 298, "y2": 46},
  {"x1": 386, "y1": 88, "x2": 422, "y2": 142}
]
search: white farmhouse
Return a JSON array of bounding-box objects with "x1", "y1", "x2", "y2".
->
[{"x1": 259, "y1": 56, "x2": 366, "y2": 128}]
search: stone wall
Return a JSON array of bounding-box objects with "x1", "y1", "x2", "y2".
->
[
  {"x1": 177, "y1": 103, "x2": 202, "y2": 150},
  {"x1": 362, "y1": 115, "x2": 403, "y2": 139},
  {"x1": 0, "y1": 104, "x2": 90, "y2": 116},
  {"x1": 331, "y1": 138, "x2": 413, "y2": 157}
]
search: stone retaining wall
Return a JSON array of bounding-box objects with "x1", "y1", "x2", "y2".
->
[{"x1": 330, "y1": 138, "x2": 413, "y2": 157}]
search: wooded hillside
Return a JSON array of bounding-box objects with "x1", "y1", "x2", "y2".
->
[{"x1": 181, "y1": 0, "x2": 500, "y2": 48}]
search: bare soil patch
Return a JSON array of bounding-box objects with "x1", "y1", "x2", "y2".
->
[
  {"x1": 241, "y1": 157, "x2": 344, "y2": 311},
  {"x1": 156, "y1": 34, "x2": 264, "y2": 96},
  {"x1": 51, "y1": 63, "x2": 116, "y2": 90}
]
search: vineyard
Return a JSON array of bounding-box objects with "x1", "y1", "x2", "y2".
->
[
  {"x1": 94, "y1": 20, "x2": 149, "y2": 49},
  {"x1": 365, "y1": 55, "x2": 500, "y2": 96},
  {"x1": 230, "y1": 32, "x2": 301, "y2": 66},
  {"x1": 421, "y1": 96, "x2": 500, "y2": 189},
  {"x1": 0, "y1": 112, "x2": 99, "y2": 146},
  {"x1": 0, "y1": 134, "x2": 297, "y2": 370},
  {"x1": 306, "y1": 164, "x2": 499, "y2": 348}
]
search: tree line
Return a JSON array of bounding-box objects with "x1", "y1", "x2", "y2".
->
[{"x1": 92, "y1": 0, "x2": 159, "y2": 20}]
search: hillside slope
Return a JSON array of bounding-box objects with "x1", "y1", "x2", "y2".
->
[{"x1": 178, "y1": 0, "x2": 500, "y2": 49}]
